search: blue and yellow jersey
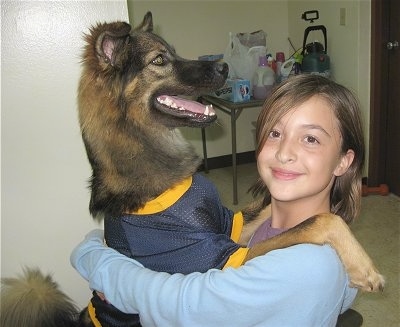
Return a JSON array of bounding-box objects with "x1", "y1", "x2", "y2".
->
[{"x1": 104, "y1": 173, "x2": 248, "y2": 274}]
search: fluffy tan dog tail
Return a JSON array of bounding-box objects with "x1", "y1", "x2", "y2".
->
[{"x1": 1, "y1": 267, "x2": 79, "y2": 327}]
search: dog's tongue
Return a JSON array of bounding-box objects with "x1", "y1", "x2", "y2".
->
[{"x1": 157, "y1": 95, "x2": 216, "y2": 116}]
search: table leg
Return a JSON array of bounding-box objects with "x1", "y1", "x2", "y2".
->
[
  {"x1": 201, "y1": 127, "x2": 208, "y2": 173},
  {"x1": 199, "y1": 95, "x2": 262, "y2": 205},
  {"x1": 231, "y1": 109, "x2": 238, "y2": 205}
]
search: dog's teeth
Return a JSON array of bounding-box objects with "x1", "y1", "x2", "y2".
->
[
  {"x1": 204, "y1": 104, "x2": 214, "y2": 116},
  {"x1": 158, "y1": 97, "x2": 172, "y2": 106},
  {"x1": 179, "y1": 107, "x2": 185, "y2": 111},
  {"x1": 158, "y1": 97, "x2": 179, "y2": 109}
]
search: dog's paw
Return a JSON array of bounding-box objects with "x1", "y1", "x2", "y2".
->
[{"x1": 349, "y1": 268, "x2": 385, "y2": 292}]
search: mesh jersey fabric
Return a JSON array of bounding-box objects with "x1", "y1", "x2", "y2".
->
[{"x1": 105, "y1": 173, "x2": 244, "y2": 273}]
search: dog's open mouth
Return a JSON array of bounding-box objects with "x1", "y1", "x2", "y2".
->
[{"x1": 156, "y1": 95, "x2": 217, "y2": 124}]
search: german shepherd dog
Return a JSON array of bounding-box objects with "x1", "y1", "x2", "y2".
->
[{"x1": 1, "y1": 12, "x2": 384, "y2": 327}]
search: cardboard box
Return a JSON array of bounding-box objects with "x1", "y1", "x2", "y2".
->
[{"x1": 210, "y1": 78, "x2": 251, "y2": 103}]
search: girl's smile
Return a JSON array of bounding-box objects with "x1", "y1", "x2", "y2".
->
[{"x1": 270, "y1": 167, "x2": 303, "y2": 181}]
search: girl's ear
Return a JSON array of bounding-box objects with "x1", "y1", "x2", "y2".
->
[{"x1": 334, "y1": 149, "x2": 355, "y2": 176}]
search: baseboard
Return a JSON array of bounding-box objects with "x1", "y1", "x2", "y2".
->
[{"x1": 198, "y1": 151, "x2": 256, "y2": 171}]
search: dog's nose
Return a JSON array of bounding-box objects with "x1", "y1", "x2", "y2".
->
[{"x1": 216, "y1": 62, "x2": 229, "y2": 77}]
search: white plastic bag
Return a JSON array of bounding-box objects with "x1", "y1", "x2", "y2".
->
[{"x1": 223, "y1": 31, "x2": 267, "y2": 82}]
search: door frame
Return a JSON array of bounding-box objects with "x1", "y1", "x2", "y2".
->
[{"x1": 368, "y1": 0, "x2": 389, "y2": 186}]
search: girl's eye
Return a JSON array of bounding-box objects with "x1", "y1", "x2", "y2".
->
[
  {"x1": 268, "y1": 130, "x2": 281, "y2": 139},
  {"x1": 304, "y1": 135, "x2": 319, "y2": 144},
  {"x1": 152, "y1": 55, "x2": 165, "y2": 65}
]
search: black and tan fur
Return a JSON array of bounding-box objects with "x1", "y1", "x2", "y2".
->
[
  {"x1": 1, "y1": 12, "x2": 384, "y2": 327},
  {"x1": 78, "y1": 14, "x2": 227, "y2": 219}
]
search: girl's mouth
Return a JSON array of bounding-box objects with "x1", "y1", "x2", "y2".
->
[{"x1": 271, "y1": 168, "x2": 302, "y2": 181}]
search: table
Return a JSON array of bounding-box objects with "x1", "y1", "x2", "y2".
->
[{"x1": 200, "y1": 95, "x2": 264, "y2": 205}]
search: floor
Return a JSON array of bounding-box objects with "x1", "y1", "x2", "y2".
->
[{"x1": 202, "y1": 163, "x2": 400, "y2": 327}]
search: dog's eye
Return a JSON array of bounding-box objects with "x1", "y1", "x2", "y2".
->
[{"x1": 152, "y1": 55, "x2": 165, "y2": 66}]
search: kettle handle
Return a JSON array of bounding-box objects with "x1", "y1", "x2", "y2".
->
[{"x1": 301, "y1": 25, "x2": 327, "y2": 54}]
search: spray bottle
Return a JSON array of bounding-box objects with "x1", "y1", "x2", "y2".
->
[{"x1": 252, "y1": 47, "x2": 275, "y2": 100}]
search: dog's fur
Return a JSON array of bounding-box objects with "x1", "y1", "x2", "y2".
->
[
  {"x1": 1, "y1": 12, "x2": 384, "y2": 327},
  {"x1": 78, "y1": 14, "x2": 228, "y2": 219},
  {"x1": 1, "y1": 268, "x2": 78, "y2": 327}
]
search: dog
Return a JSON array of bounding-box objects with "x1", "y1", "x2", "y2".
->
[{"x1": 1, "y1": 11, "x2": 384, "y2": 327}]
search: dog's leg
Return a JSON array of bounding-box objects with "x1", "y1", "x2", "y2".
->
[{"x1": 244, "y1": 213, "x2": 385, "y2": 292}]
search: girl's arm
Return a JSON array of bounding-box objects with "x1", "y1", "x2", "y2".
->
[{"x1": 71, "y1": 229, "x2": 357, "y2": 327}]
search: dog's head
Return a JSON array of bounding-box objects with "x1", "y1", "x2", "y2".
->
[{"x1": 80, "y1": 12, "x2": 228, "y2": 128}]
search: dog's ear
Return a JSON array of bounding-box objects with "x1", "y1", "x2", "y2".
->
[
  {"x1": 134, "y1": 11, "x2": 153, "y2": 33},
  {"x1": 96, "y1": 22, "x2": 131, "y2": 66}
]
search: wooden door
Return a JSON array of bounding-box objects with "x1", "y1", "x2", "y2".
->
[{"x1": 369, "y1": 0, "x2": 400, "y2": 196}]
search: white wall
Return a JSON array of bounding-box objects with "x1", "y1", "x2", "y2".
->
[{"x1": 1, "y1": 0, "x2": 129, "y2": 308}]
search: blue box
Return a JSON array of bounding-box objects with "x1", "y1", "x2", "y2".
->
[{"x1": 210, "y1": 78, "x2": 251, "y2": 103}]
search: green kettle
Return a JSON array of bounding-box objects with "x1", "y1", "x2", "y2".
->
[{"x1": 301, "y1": 25, "x2": 330, "y2": 77}]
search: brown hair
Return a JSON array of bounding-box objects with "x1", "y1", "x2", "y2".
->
[{"x1": 253, "y1": 74, "x2": 365, "y2": 223}]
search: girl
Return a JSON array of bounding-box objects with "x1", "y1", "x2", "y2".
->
[{"x1": 72, "y1": 75, "x2": 372, "y2": 326}]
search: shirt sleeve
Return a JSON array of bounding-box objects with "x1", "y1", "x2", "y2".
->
[{"x1": 71, "y1": 229, "x2": 357, "y2": 327}]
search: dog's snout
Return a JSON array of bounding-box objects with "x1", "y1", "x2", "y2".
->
[{"x1": 216, "y1": 62, "x2": 229, "y2": 78}]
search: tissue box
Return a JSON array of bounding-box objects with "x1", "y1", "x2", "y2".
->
[{"x1": 210, "y1": 78, "x2": 251, "y2": 103}]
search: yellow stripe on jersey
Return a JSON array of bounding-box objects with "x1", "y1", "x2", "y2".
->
[
  {"x1": 131, "y1": 176, "x2": 192, "y2": 215},
  {"x1": 223, "y1": 211, "x2": 249, "y2": 268}
]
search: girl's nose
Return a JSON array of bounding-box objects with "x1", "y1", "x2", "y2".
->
[{"x1": 275, "y1": 138, "x2": 297, "y2": 164}]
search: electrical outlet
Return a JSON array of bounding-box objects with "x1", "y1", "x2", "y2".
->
[{"x1": 340, "y1": 8, "x2": 346, "y2": 26}]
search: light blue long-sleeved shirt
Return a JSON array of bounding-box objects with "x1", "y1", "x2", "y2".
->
[{"x1": 71, "y1": 229, "x2": 357, "y2": 327}]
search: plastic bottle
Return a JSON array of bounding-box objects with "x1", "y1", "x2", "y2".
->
[
  {"x1": 267, "y1": 54, "x2": 277, "y2": 73},
  {"x1": 275, "y1": 52, "x2": 285, "y2": 83},
  {"x1": 280, "y1": 58, "x2": 296, "y2": 82},
  {"x1": 253, "y1": 55, "x2": 275, "y2": 100}
]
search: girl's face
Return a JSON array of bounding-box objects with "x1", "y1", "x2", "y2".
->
[{"x1": 257, "y1": 95, "x2": 354, "y2": 206}]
